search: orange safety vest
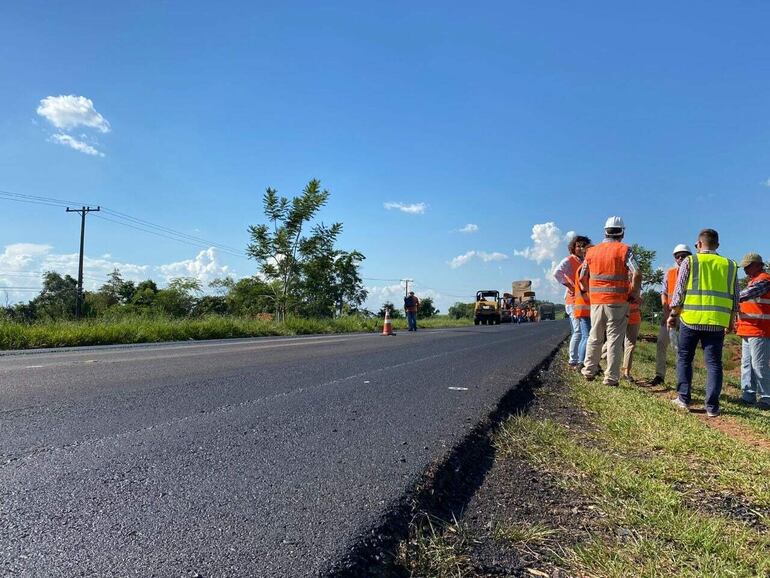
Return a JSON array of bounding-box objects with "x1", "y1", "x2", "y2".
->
[
  {"x1": 628, "y1": 299, "x2": 641, "y2": 325},
  {"x1": 737, "y1": 272, "x2": 770, "y2": 338},
  {"x1": 564, "y1": 254, "x2": 582, "y2": 305},
  {"x1": 662, "y1": 267, "x2": 678, "y2": 307},
  {"x1": 585, "y1": 241, "x2": 631, "y2": 304},
  {"x1": 573, "y1": 268, "x2": 591, "y2": 318}
]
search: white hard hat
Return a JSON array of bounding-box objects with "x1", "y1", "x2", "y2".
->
[
  {"x1": 604, "y1": 216, "x2": 625, "y2": 230},
  {"x1": 672, "y1": 244, "x2": 692, "y2": 256}
]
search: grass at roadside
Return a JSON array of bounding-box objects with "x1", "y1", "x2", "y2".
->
[
  {"x1": 0, "y1": 314, "x2": 475, "y2": 350},
  {"x1": 395, "y1": 335, "x2": 770, "y2": 577}
]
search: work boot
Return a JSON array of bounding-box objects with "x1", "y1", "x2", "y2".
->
[{"x1": 650, "y1": 376, "x2": 664, "y2": 386}]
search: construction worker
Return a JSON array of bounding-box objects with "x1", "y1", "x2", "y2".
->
[
  {"x1": 621, "y1": 293, "x2": 642, "y2": 381},
  {"x1": 404, "y1": 291, "x2": 420, "y2": 331},
  {"x1": 651, "y1": 244, "x2": 692, "y2": 386},
  {"x1": 573, "y1": 261, "x2": 591, "y2": 367},
  {"x1": 553, "y1": 235, "x2": 592, "y2": 368},
  {"x1": 580, "y1": 217, "x2": 641, "y2": 387},
  {"x1": 736, "y1": 253, "x2": 770, "y2": 408},
  {"x1": 668, "y1": 228, "x2": 738, "y2": 417}
]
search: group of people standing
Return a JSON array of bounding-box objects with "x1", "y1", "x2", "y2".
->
[{"x1": 555, "y1": 217, "x2": 770, "y2": 417}]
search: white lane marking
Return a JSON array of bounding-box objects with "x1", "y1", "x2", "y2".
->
[
  {"x1": 448, "y1": 387, "x2": 469, "y2": 391},
  {"x1": 363, "y1": 380, "x2": 370, "y2": 384},
  {"x1": 25, "y1": 365, "x2": 44, "y2": 369}
]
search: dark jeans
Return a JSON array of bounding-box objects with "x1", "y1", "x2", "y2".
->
[
  {"x1": 406, "y1": 311, "x2": 417, "y2": 331},
  {"x1": 677, "y1": 323, "x2": 725, "y2": 411}
]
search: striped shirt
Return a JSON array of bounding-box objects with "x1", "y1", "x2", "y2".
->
[
  {"x1": 739, "y1": 276, "x2": 770, "y2": 302},
  {"x1": 670, "y1": 250, "x2": 739, "y2": 331},
  {"x1": 553, "y1": 255, "x2": 581, "y2": 300}
]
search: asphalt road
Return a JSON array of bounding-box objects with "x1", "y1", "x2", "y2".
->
[{"x1": 0, "y1": 321, "x2": 568, "y2": 577}]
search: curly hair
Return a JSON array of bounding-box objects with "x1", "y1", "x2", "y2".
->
[{"x1": 568, "y1": 235, "x2": 592, "y2": 255}]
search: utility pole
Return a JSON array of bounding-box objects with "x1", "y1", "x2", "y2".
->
[
  {"x1": 401, "y1": 278, "x2": 413, "y2": 297},
  {"x1": 66, "y1": 206, "x2": 100, "y2": 318}
]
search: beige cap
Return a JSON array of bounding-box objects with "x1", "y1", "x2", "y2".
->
[{"x1": 739, "y1": 252, "x2": 764, "y2": 267}]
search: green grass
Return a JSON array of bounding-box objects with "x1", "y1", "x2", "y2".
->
[
  {"x1": 494, "y1": 346, "x2": 770, "y2": 578},
  {"x1": 0, "y1": 314, "x2": 474, "y2": 350}
]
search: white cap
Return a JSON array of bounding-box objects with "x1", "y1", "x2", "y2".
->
[
  {"x1": 604, "y1": 216, "x2": 625, "y2": 230},
  {"x1": 672, "y1": 244, "x2": 692, "y2": 256}
]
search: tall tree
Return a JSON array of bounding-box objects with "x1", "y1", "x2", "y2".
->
[
  {"x1": 247, "y1": 180, "x2": 335, "y2": 321},
  {"x1": 630, "y1": 244, "x2": 664, "y2": 289}
]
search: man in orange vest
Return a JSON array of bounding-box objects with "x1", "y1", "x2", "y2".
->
[
  {"x1": 737, "y1": 253, "x2": 770, "y2": 408},
  {"x1": 579, "y1": 216, "x2": 641, "y2": 387},
  {"x1": 621, "y1": 294, "x2": 642, "y2": 382},
  {"x1": 651, "y1": 244, "x2": 692, "y2": 386}
]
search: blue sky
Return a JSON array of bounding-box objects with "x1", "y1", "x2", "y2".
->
[{"x1": 1, "y1": 1, "x2": 769, "y2": 312}]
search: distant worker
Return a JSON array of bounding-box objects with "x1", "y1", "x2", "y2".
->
[
  {"x1": 580, "y1": 217, "x2": 641, "y2": 387},
  {"x1": 621, "y1": 292, "x2": 642, "y2": 382},
  {"x1": 668, "y1": 228, "x2": 738, "y2": 417},
  {"x1": 553, "y1": 235, "x2": 592, "y2": 369},
  {"x1": 404, "y1": 291, "x2": 420, "y2": 332},
  {"x1": 651, "y1": 244, "x2": 692, "y2": 386},
  {"x1": 736, "y1": 253, "x2": 770, "y2": 408}
]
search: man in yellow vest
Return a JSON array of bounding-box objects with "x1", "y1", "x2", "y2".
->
[
  {"x1": 667, "y1": 228, "x2": 738, "y2": 417},
  {"x1": 579, "y1": 216, "x2": 641, "y2": 387},
  {"x1": 651, "y1": 244, "x2": 692, "y2": 386}
]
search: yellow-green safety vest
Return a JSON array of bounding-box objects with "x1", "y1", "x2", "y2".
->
[{"x1": 681, "y1": 253, "x2": 737, "y2": 328}]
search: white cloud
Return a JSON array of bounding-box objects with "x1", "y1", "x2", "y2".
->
[
  {"x1": 37, "y1": 95, "x2": 110, "y2": 133},
  {"x1": 383, "y1": 202, "x2": 427, "y2": 215},
  {"x1": 0, "y1": 243, "x2": 148, "y2": 303},
  {"x1": 448, "y1": 250, "x2": 508, "y2": 269},
  {"x1": 514, "y1": 222, "x2": 564, "y2": 264},
  {"x1": 49, "y1": 133, "x2": 104, "y2": 157},
  {"x1": 158, "y1": 248, "x2": 230, "y2": 285},
  {"x1": 458, "y1": 223, "x2": 478, "y2": 233},
  {"x1": 763, "y1": 178, "x2": 770, "y2": 187}
]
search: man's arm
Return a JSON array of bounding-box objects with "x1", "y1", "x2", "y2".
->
[
  {"x1": 626, "y1": 254, "x2": 641, "y2": 301},
  {"x1": 578, "y1": 261, "x2": 590, "y2": 293},
  {"x1": 739, "y1": 279, "x2": 770, "y2": 302},
  {"x1": 667, "y1": 258, "x2": 690, "y2": 328}
]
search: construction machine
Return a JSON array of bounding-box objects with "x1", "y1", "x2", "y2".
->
[{"x1": 474, "y1": 290, "x2": 501, "y2": 325}]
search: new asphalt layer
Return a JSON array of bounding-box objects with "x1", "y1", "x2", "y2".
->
[{"x1": 0, "y1": 321, "x2": 568, "y2": 577}]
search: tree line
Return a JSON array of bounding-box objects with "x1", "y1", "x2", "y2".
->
[{"x1": 2, "y1": 180, "x2": 376, "y2": 323}]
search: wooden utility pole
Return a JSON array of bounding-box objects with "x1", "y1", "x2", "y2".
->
[{"x1": 66, "y1": 206, "x2": 100, "y2": 318}]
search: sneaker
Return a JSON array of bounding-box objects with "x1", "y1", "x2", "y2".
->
[
  {"x1": 757, "y1": 400, "x2": 770, "y2": 410},
  {"x1": 650, "y1": 376, "x2": 664, "y2": 386},
  {"x1": 604, "y1": 381, "x2": 619, "y2": 387},
  {"x1": 621, "y1": 374, "x2": 635, "y2": 383},
  {"x1": 582, "y1": 373, "x2": 596, "y2": 382},
  {"x1": 706, "y1": 408, "x2": 720, "y2": 418},
  {"x1": 670, "y1": 397, "x2": 690, "y2": 411},
  {"x1": 738, "y1": 398, "x2": 756, "y2": 406}
]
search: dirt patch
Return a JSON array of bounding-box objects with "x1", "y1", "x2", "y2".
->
[{"x1": 672, "y1": 481, "x2": 770, "y2": 530}]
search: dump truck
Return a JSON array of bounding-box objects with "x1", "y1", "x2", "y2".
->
[
  {"x1": 538, "y1": 302, "x2": 556, "y2": 320},
  {"x1": 474, "y1": 290, "x2": 501, "y2": 325}
]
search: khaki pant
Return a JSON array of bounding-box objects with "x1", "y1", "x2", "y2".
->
[
  {"x1": 655, "y1": 322, "x2": 679, "y2": 379},
  {"x1": 582, "y1": 303, "x2": 629, "y2": 385},
  {"x1": 622, "y1": 323, "x2": 641, "y2": 375}
]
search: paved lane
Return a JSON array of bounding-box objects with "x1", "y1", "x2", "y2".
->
[{"x1": 0, "y1": 322, "x2": 568, "y2": 577}]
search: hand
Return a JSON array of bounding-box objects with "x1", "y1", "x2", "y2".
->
[
  {"x1": 667, "y1": 315, "x2": 678, "y2": 329},
  {"x1": 726, "y1": 322, "x2": 735, "y2": 335}
]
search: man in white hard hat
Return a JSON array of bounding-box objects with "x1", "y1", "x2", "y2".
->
[
  {"x1": 579, "y1": 217, "x2": 641, "y2": 387},
  {"x1": 650, "y1": 244, "x2": 692, "y2": 386}
]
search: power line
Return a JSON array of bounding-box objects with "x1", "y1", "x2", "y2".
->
[{"x1": 0, "y1": 187, "x2": 250, "y2": 260}]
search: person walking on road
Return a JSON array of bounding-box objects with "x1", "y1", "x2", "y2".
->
[
  {"x1": 651, "y1": 244, "x2": 692, "y2": 386},
  {"x1": 554, "y1": 235, "x2": 592, "y2": 369},
  {"x1": 404, "y1": 291, "x2": 420, "y2": 332},
  {"x1": 736, "y1": 253, "x2": 770, "y2": 408},
  {"x1": 579, "y1": 217, "x2": 641, "y2": 387},
  {"x1": 668, "y1": 229, "x2": 738, "y2": 417}
]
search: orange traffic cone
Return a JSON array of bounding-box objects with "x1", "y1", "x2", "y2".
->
[{"x1": 382, "y1": 310, "x2": 395, "y2": 336}]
